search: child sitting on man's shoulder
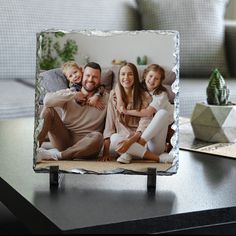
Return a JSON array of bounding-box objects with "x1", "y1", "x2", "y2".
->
[
  {"x1": 62, "y1": 61, "x2": 106, "y2": 110},
  {"x1": 62, "y1": 61, "x2": 83, "y2": 92}
]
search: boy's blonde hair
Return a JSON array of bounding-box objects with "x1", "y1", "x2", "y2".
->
[{"x1": 62, "y1": 61, "x2": 83, "y2": 75}]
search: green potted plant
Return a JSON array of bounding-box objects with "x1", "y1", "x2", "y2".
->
[
  {"x1": 206, "y1": 68, "x2": 230, "y2": 105},
  {"x1": 38, "y1": 32, "x2": 78, "y2": 70},
  {"x1": 136, "y1": 55, "x2": 147, "y2": 65},
  {"x1": 190, "y1": 69, "x2": 236, "y2": 143}
]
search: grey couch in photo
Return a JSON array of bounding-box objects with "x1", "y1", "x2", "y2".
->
[{"x1": 0, "y1": 0, "x2": 236, "y2": 120}]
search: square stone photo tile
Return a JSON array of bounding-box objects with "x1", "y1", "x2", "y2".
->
[{"x1": 33, "y1": 30, "x2": 179, "y2": 176}]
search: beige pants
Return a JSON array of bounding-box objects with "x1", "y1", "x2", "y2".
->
[{"x1": 38, "y1": 107, "x2": 103, "y2": 160}]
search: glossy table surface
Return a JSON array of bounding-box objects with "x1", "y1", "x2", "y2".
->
[{"x1": 1, "y1": 118, "x2": 236, "y2": 234}]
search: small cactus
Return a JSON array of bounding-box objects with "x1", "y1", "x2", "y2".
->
[{"x1": 206, "y1": 68, "x2": 230, "y2": 105}]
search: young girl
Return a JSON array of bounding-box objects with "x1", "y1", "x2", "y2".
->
[
  {"x1": 115, "y1": 64, "x2": 175, "y2": 164},
  {"x1": 62, "y1": 61, "x2": 105, "y2": 109}
]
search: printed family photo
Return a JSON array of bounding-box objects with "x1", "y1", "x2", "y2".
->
[{"x1": 33, "y1": 30, "x2": 179, "y2": 175}]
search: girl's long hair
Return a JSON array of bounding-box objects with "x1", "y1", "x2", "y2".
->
[
  {"x1": 118, "y1": 62, "x2": 144, "y2": 110},
  {"x1": 141, "y1": 64, "x2": 166, "y2": 95}
]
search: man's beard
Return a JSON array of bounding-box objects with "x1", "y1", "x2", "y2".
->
[{"x1": 82, "y1": 82, "x2": 99, "y2": 92}]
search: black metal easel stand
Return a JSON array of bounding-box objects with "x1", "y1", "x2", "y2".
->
[
  {"x1": 49, "y1": 165, "x2": 155, "y2": 190},
  {"x1": 49, "y1": 165, "x2": 64, "y2": 188},
  {"x1": 147, "y1": 168, "x2": 156, "y2": 192}
]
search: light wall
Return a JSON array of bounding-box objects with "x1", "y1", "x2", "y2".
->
[{"x1": 57, "y1": 31, "x2": 177, "y2": 70}]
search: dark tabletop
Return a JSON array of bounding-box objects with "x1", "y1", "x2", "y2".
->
[{"x1": 1, "y1": 118, "x2": 236, "y2": 234}]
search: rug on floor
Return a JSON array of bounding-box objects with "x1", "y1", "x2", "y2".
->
[{"x1": 35, "y1": 159, "x2": 173, "y2": 175}]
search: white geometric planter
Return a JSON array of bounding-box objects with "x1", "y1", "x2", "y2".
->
[{"x1": 190, "y1": 102, "x2": 236, "y2": 143}]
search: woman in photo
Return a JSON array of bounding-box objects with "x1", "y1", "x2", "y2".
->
[{"x1": 100, "y1": 62, "x2": 173, "y2": 164}]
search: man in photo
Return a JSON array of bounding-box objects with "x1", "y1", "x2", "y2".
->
[{"x1": 36, "y1": 62, "x2": 109, "y2": 162}]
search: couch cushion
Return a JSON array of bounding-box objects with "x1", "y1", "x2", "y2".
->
[
  {"x1": 0, "y1": 80, "x2": 35, "y2": 119},
  {"x1": 0, "y1": 0, "x2": 139, "y2": 80},
  {"x1": 39, "y1": 69, "x2": 68, "y2": 93},
  {"x1": 225, "y1": 20, "x2": 236, "y2": 77},
  {"x1": 136, "y1": 0, "x2": 229, "y2": 78}
]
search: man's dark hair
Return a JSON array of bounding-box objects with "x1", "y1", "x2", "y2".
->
[{"x1": 84, "y1": 62, "x2": 101, "y2": 73}]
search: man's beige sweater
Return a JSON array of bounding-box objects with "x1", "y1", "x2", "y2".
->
[{"x1": 44, "y1": 89, "x2": 109, "y2": 140}]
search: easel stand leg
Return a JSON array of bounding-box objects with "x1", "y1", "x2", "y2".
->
[
  {"x1": 49, "y1": 165, "x2": 63, "y2": 188},
  {"x1": 147, "y1": 168, "x2": 156, "y2": 191}
]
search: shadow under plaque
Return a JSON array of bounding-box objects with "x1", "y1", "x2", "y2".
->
[{"x1": 33, "y1": 30, "x2": 179, "y2": 178}]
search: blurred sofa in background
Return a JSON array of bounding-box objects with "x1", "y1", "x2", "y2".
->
[{"x1": 0, "y1": 0, "x2": 236, "y2": 120}]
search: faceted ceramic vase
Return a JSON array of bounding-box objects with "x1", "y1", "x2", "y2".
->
[{"x1": 190, "y1": 103, "x2": 236, "y2": 143}]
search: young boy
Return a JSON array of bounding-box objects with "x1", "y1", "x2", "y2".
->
[{"x1": 62, "y1": 61, "x2": 105, "y2": 109}]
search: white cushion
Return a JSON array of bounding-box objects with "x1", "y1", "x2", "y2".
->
[{"x1": 136, "y1": 0, "x2": 229, "y2": 78}]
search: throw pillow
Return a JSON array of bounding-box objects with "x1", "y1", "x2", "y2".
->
[
  {"x1": 101, "y1": 69, "x2": 114, "y2": 92},
  {"x1": 39, "y1": 68, "x2": 68, "y2": 93},
  {"x1": 136, "y1": 0, "x2": 229, "y2": 78},
  {"x1": 38, "y1": 68, "x2": 68, "y2": 104}
]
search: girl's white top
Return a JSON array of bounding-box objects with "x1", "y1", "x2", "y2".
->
[{"x1": 149, "y1": 91, "x2": 174, "y2": 124}]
